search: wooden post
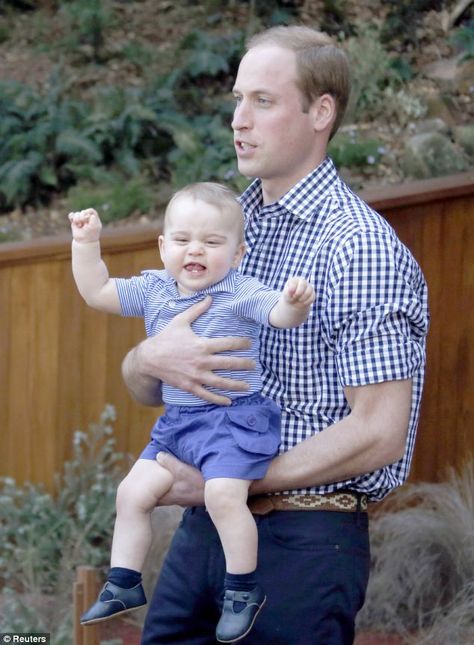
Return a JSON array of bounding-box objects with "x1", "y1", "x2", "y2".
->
[{"x1": 73, "y1": 566, "x2": 101, "y2": 645}]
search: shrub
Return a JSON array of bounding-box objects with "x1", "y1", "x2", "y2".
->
[
  {"x1": 450, "y1": 21, "x2": 474, "y2": 62},
  {"x1": 357, "y1": 459, "x2": 474, "y2": 641},
  {"x1": 329, "y1": 131, "x2": 384, "y2": 169},
  {"x1": 66, "y1": 175, "x2": 155, "y2": 222},
  {"x1": 0, "y1": 406, "x2": 129, "y2": 641}
]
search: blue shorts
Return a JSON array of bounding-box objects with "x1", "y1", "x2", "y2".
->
[{"x1": 140, "y1": 392, "x2": 281, "y2": 481}]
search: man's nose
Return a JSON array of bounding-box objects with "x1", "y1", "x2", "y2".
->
[{"x1": 232, "y1": 100, "x2": 251, "y2": 131}]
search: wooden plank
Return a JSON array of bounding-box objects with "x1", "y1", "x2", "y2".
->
[{"x1": 0, "y1": 172, "x2": 473, "y2": 488}]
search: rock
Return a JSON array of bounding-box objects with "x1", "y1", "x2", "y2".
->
[
  {"x1": 454, "y1": 124, "x2": 474, "y2": 159},
  {"x1": 402, "y1": 132, "x2": 469, "y2": 179},
  {"x1": 412, "y1": 118, "x2": 451, "y2": 136},
  {"x1": 422, "y1": 55, "x2": 474, "y2": 93}
]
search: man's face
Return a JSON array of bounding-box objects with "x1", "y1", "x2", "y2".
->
[{"x1": 232, "y1": 45, "x2": 322, "y2": 203}]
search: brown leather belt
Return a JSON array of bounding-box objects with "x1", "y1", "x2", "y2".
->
[{"x1": 248, "y1": 491, "x2": 368, "y2": 515}]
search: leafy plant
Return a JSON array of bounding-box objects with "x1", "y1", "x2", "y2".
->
[
  {"x1": 344, "y1": 24, "x2": 395, "y2": 121},
  {"x1": 450, "y1": 21, "x2": 474, "y2": 62},
  {"x1": 67, "y1": 175, "x2": 155, "y2": 222},
  {"x1": 0, "y1": 406, "x2": 129, "y2": 642},
  {"x1": 62, "y1": 0, "x2": 114, "y2": 63},
  {"x1": 161, "y1": 111, "x2": 246, "y2": 191},
  {"x1": 382, "y1": 0, "x2": 444, "y2": 46},
  {"x1": 329, "y1": 131, "x2": 384, "y2": 169},
  {"x1": 0, "y1": 78, "x2": 165, "y2": 212},
  {"x1": 0, "y1": 77, "x2": 97, "y2": 210}
]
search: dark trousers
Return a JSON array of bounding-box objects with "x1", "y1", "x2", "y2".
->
[{"x1": 141, "y1": 506, "x2": 370, "y2": 645}]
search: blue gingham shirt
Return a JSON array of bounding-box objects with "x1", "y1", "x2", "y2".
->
[
  {"x1": 239, "y1": 157, "x2": 429, "y2": 500},
  {"x1": 115, "y1": 269, "x2": 281, "y2": 405}
]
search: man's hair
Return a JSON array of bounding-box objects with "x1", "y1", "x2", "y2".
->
[
  {"x1": 165, "y1": 182, "x2": 245, "y2": 242},
  {"x1": 246, "y1": 25, "x2": 351, "y2": 138}
]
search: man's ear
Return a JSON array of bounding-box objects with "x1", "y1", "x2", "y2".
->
[{"x1": 310, "y1": 93, "x2": 336, "y2": 134}]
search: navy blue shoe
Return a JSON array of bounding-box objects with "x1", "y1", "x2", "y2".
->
[
  {"x1": 80, "y1": 581, "x2": 146, "y2": 625},
  {"x1": 216, "y1": 585, "x2": 266, "y2": 643}
]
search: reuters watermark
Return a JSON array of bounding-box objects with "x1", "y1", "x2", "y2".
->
[{"x1": 1, "y1": 636, "x2": 50, "y2": 644}]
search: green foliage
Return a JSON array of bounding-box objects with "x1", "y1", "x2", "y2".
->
[
  {"x1": 62, "y1": 0, "x2": 114, "y2": 63},
  {"x1": 0, "y1": 78, "x2": 164, "y2": 212},
  {"x1": 382, "y1": 0, "x2": 444, "y2": 45},
  {"x1": 0, "y1": 77, "x2": 91, "y2": 209},
  {"x1": 344, "y1": 24, "x2": 394, "y2": 121},
  {"x1": 67, "y1": 175, "x2": 155, "y2": 222},
  {"x1": 0, "y1": 406, "x2": 128, "y2": 641},
  {"x1": 329, "y1": 132, "x2": 384, "y2": 169},
  {"x1": 450, "y1": 21, "x2": 474, "y2": 61},
  {"x1": 120, "y1": 41, "x2": 154, "y2": 71},
  {"x1": 160, "y1": 111, "x2": 245, "y2": 191}
]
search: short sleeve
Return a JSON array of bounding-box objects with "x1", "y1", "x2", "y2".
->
[
  {"x1": 231, "y1": 274, "x2": 282, "y2": 326},
  {"x1": 115, "y1": 271, "x2": 163, "y2": 317},
  {"x1": 322, "y1": 231, "x2": 429, "y2": 387}
]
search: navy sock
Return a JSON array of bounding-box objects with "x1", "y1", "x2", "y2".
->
[
  {"x1": 224, "y1": 571, "x2": 257, "y2": 612},
  {"x1": 224, "y1": 571, "x2": 257, "y2": 592},
  {"x1": 107, "y1": 566, "x2": 142, "y2": 589}
]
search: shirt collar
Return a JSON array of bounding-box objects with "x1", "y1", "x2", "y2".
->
[
  {"x1": 160, "y1": 268, "x2": 237, "y2": 298},
  {"x1": 240, "y1": 156, "x2": 339, "y2": 221}
]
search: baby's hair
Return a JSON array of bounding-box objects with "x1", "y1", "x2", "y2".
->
[{"x1": 165, "y1": 182, "x2": 245, "y2": 242}]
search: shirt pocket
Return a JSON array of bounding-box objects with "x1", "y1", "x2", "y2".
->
[{"x1": 225, "y1": 407, "x2": 280, "y2": 456}]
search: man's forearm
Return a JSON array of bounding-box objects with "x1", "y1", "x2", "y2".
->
[
  {"x1": 121, "y1": 343, "x2": 163, "y2": 407},
  {"x1": 250, "y1": 379, "x2": 412, "y2": 495}
]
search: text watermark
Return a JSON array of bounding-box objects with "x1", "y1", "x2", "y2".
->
[{"x1": 1, "y1": 636, "x2": 50, "y2": 644}]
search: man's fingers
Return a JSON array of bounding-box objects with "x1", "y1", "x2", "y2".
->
[
  {"x1": 175, "y1": 296, "x2": 212, "y2": 324},
  {"x1": 205, "y1": 335, "x2": 252, "y2": 353},
  {"x1": 191, "y1": 385, "x2": 233, "y2": 406}
]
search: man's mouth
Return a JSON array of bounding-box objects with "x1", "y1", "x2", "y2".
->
[{"x1": 235, "y1": 140, "x2": 256, "y2": 152}]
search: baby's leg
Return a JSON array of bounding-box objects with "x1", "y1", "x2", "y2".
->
[
  {"x1": 111, "y1": 458, "x2": 174, "y2": 572},
  {"x1": 204, "y1": 477, "x2": 255, "y2": 573},
  {"x1": 205, "y1": 478, "x2": 266, "y2": 642},
  {"x1": 80, "y1": 458, "x2": 173, "y2": 625}
]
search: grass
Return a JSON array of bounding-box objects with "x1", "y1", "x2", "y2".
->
[{"x1": 357, "y1": 459, "x2": 474, "y2": 644}]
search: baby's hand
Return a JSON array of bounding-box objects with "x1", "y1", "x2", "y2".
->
[
  {"x1": 68, "y1": 208, "x2": 102, "y2": 243},
  {"x1": 283, "y1": 277, "x2": 315, "y2": 308}
]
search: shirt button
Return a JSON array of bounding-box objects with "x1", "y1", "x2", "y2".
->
[
  {"x1": 247, "y1": 415, "x2": 257, "y2": 427},
  {"x1": 168, "y1": 300, "x2": 176, "y2": 308}
]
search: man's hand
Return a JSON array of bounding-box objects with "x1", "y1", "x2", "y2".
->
[
  {"x1": 122, "y1": 296, "x2": 256, "y2": 406},
  {"x1": 155, "y1": 452, "x2": 205, "y2": 507}
]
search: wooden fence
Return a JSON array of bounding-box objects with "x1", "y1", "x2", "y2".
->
[{"x1": 1, "y1": 171, "x2": 473, "y2": 489}]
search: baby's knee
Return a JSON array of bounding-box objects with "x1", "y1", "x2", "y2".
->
[
  {"x1": 115, "y1": 476, "x2": 148, "y2": 514},
  {"x1": 205, "y1": 481, "x2": 239, "y2": 516}
]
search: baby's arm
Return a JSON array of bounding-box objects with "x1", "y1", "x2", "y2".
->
[
  {"x1": 269, "y1": 277, "x2": 315, "y2": 328},
  {"x1": 69, "y1": 208, "x2": 121, "y2": 314}
]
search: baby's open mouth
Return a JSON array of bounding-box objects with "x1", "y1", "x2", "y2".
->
[{"x1": 184, "y1": 263, "x2": 206, "y2": 273}]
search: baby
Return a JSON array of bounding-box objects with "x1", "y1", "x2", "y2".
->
[{"x1": 69, "y1": 182, "x2": 315, "y2": 643}]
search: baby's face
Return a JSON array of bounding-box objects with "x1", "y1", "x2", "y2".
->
[{"x1": 159, "y1": 195, "x2": 245, "y2": 296}]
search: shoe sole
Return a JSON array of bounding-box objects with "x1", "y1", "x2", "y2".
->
[
  {"x1": 216, "y1": 595, "x2": 267, "y2": 643},
  {"x1": 80, "y1": 602, "x2": 147, "y2": 626}
]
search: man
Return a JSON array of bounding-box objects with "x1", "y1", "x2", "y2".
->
[{"x1": 121, "y1": 26, "x2": 429, "y2": 644}]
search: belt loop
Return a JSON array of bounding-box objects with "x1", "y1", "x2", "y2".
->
[{"x1": 356, "y1": 493, "x2": 362, "y2": 526}]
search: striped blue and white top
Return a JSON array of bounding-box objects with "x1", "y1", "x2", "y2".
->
[
  {"x1": 239, "y1": 157, "x2": 430, "y2": 500},
  {"x1": 116, "y1": 269, "x2": 281, "y2": 406}
]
